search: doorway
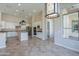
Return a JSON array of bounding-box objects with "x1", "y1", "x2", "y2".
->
[
  {"x1": 47, "y1": 22, "x2": 50, "y2": 38},
  {"x1": 47, "y1": 19, "x2": 54, "y2": 40}
]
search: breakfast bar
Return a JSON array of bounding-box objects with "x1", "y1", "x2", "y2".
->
[{"x1": 0, "y1": 31, "x2": 28, "y2": 48}]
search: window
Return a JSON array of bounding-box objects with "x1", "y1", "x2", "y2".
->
[{"x1": 63, "y1": 12, "x2": 79, "y2": 41}]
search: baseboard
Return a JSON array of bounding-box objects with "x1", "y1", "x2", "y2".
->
[{"x1": 55, "y1": 42, "x2": 79, "y2": 53}]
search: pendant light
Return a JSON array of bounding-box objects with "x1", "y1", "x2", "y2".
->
[{"x1": 45, "y1": 3, "x2": 59, "y2": 19}]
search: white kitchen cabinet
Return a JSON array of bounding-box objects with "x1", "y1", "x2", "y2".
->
[
  {"x1": 19, "y1": 32, "x2": 28, "y2": 41},
  {"x1": 0, "y1": 32, "x2": 6, "y2": 48}
]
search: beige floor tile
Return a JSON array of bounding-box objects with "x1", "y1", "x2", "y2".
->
[{"x1": 0, "y1": 37, "x2": 79, "y2": 56}]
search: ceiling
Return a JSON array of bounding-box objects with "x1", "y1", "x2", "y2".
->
[
  {"x1": 0, "y1": 3, "x2": 79, "y2": 18},
  {"x1": 0, "y1": 3, "x2": 44, "y2": 18},
  {"x1": 60, "y1": 3, "x2": 79, "y2": 11},
  {"x1": 60, "y1": 3, "x2": 77, "y2": 9},
  {"x1": 60, "y1": 3, "x2": 79, "y2": 14}
]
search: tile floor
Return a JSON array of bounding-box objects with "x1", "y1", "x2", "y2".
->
[{"x1": 0, "y1": 37, "x2": 79, "y2": 56}]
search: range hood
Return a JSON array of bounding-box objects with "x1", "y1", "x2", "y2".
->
[{"x1": 19, "y1": 20, "x2": 26, "y2": 25}]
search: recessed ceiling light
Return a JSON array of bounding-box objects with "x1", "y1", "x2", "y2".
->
[
  {"x1": 29, "y1": 13, "x2": 31, "y2": 16},
  {"x1": 33, "y1": 10, "x2": 36, "y2": 13},
  {"x1": 18, "y1": 3, "x2": 21, "y2": 6},
  {"x1": 16, "y1": 10, "x2": 19, "y2": 12}
]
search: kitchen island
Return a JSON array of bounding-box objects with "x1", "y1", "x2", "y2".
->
[
  {"x1": 0, "y1": 30, "x2": 28, "y2": 48},
  {"x1": 18, "y1": 31, "x2": 28, "y2": 41},
  {"x1": 0, "y1": 32, "x2": 6, "y2": 48}
]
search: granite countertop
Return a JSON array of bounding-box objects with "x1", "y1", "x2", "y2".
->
[
  {"x1": 37, "y1": 31, "x2": 42, "y2": 32},
  {"x1": 0, "y1": 30, "x2": 27, "y2": 32}
]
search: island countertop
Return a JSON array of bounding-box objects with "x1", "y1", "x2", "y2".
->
[
  {"x1": 0, "y1": 30, "x2": 28, "y2": 48},
  {"x1": 0, "y1": 30, "x2": 28, "y2": 32}
]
